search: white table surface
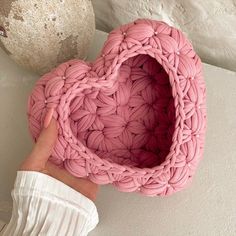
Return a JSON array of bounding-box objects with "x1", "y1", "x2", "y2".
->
[{"x1": 0, "y1": 30, "x2": 236, "y2": 236}]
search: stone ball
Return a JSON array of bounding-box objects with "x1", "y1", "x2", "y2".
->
[{"x1": 0, "y1": 0, "x2": 95, "y2": 74}]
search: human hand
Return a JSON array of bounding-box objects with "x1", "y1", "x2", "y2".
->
[{"x1": 20, "y1": 117, "x2": 98, "y2": 201}]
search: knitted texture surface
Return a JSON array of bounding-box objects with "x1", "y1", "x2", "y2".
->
[{"x1": 27, "y1": 19, "x2": 207, "y2": 196}]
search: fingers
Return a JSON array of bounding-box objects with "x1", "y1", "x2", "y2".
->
[
  {"x1": 45, "y1": 161, "x2": 99, "y2": 201},
  {"x1": 20, "y1": 118, "x2": 58, "y2": 171},
  {"x1": 31, "y1": 118, "x2": 58, "y2": 161}
]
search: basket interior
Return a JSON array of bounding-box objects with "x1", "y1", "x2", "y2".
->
[{"x1": 69, "y1": 54, "x2": 175, "y2": 168}]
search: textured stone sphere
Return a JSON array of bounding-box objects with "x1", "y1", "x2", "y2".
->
[{"x1": 0, "y1": 0, "x2": 95, "y2": 74}]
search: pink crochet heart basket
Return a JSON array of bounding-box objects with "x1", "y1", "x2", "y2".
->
[{"x1": 27, "y1": 19, "x2": 207, "y2": 196}]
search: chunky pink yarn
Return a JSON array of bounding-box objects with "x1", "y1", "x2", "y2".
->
[{"x1": 27, "y1": 19, "x2": 206, "y2": 196}]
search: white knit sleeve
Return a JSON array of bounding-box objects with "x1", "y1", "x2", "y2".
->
[{"x1": 2, "y1": 171, "x2": 99, "y2": 236}]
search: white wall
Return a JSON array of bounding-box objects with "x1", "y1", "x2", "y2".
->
[{"x1": 92, "y1": 0, "x2": 236, "y2": 72}]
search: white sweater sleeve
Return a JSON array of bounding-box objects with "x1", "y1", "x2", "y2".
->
[{"x1": 2, "y1": 171, "x2": 99, "y2": 236}]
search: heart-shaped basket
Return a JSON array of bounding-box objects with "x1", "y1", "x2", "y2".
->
[{"x1": 27, "y1": 19, "x2": 206, "y2": 196}]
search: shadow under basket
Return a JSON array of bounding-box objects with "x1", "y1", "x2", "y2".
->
[{"x1": 28, "y1": 19, "x2": 206, "y2": 196}]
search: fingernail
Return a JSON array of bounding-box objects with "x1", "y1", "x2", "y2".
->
[{"x1": 44, "y1": 108, "x2": 54, "y2": 129}]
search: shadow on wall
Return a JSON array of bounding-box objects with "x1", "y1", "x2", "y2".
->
[{"x1": 92, "y1": 0, "x2": 236, "y2": 72}]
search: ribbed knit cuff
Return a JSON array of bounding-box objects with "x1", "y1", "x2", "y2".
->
[
  {"x1": 3, "y1": 171, "x2": 99, "y2": 236},
  {"x1": 15, "y1": 171, "x2": 98, "y2": 216}
]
